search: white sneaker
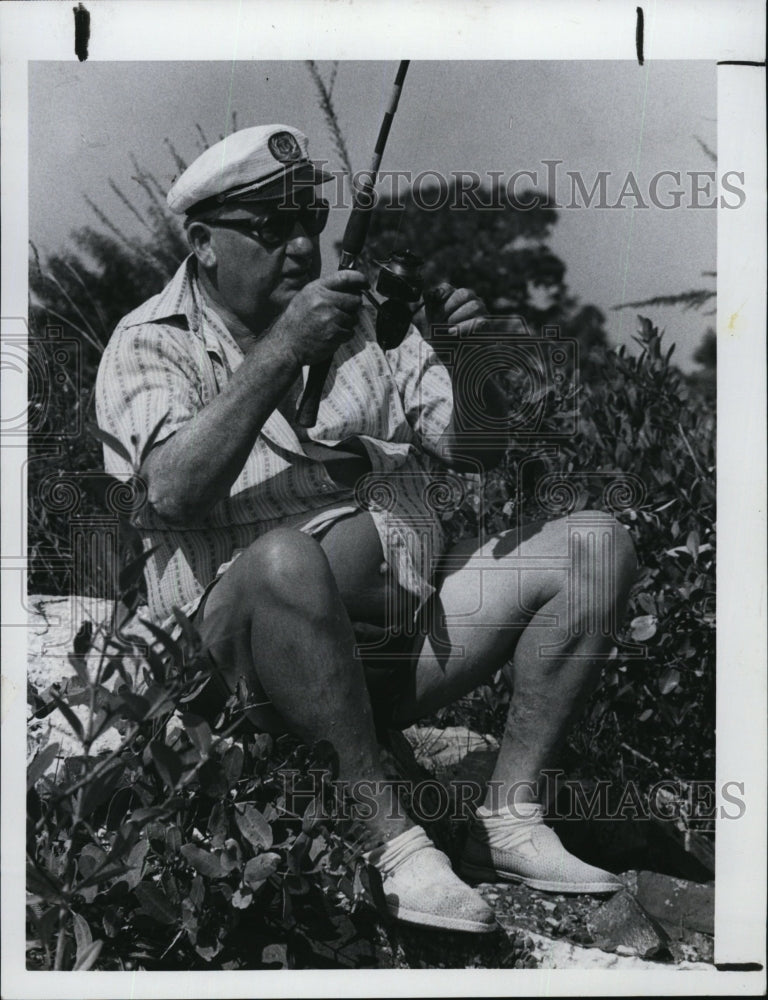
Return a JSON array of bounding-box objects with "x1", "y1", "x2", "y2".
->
[
  {"x1": 459, "y1": 805, "x2": 622, "y2": 894},
  {"x1": 364, "y1": 826, "x2": 496, "y2": 933}
]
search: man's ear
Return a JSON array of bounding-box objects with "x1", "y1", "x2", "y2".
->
[{"x1": 186, "y1": 221, "x2": 217, "y2": 269}]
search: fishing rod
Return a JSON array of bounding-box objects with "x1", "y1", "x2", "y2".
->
[{"x1": 295, "y1": 60, "x2": 422, "y2": 427}]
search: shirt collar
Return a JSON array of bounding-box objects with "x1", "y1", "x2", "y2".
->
[
  {"x1": 120, "y1": 254, "x2": 234, "y2": 363},
  {"x1": 121, "y1": 254, "x2": 197, "y2": 328}
]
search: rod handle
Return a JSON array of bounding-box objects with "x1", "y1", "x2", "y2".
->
[{"x1": 294, "y1": 359, "x2": 332, "y2": 427}]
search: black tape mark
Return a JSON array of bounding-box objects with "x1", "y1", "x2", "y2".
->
[
  {"x1": 635, "y1": 7, "x2": 644, "y2": 66},
  {"x1": 715, "y1": 963, "x2": 764, "y2": 971},
  {"x1": 73, "y1": 3, "x2": 90, "y2": 62},
  {"x1": 716, "y1": 60, "x2": 765, "y2": 67}
]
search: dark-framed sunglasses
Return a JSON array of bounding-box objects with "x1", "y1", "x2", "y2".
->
[{"x1": 209, "y1": 199, "x2": 330, "y2": 249}]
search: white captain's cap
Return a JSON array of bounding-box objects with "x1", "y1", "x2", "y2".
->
[{"x1": 167, "y1": 124, "x2": 333, "y2": 216}]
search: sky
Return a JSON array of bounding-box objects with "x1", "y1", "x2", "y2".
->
[{"x1": 29, "y1": 59, "x2": 718, "y2": 368}]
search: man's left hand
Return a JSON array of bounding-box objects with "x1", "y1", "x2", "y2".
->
[{"x1": 423, "y1": 283, "x2": 487, "y2": 339}]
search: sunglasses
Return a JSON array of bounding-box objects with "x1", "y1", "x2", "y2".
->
[{"x1": 208, "y1": 199, "x2": 330, "y2": 249}]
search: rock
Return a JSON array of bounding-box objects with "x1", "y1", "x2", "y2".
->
[
  {"x1": 489, "y1": 888, "x2": 709, "y2": 970},
  {"x1": 587, "y1": 890, "x2": 670, "y2": 959},
  {"x1": 635, "y1": 871, "x2": 714, "y2": 936},
  {"x1": 527, "y1": 930, "x2": 709, "y2": 970},
  {"x1": 668, "y1": 930, "x2": 714, "y2": 965},
  {"x1": 650, "y1": 811, "x2": 715, "y2": 876},
  {"x1": 402, "y1": 724, "x2": 499, "y2": 814},
  {"x1": 27, "y1": 594, "x2": 154, "y2": 764},
  {"x1": 371, "y1": 919, "x2": 536, "y2": 969},
  {"x1": 403, "y1": 724, "x2": 499, "y2": 776}
]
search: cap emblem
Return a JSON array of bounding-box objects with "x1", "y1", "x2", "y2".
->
[{"x1": 268, "y1": 131, "x2": 303, "y2": 163}]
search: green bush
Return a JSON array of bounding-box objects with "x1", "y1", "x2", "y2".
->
[
  {"x1": 26, "y1": 591, "x2": 389, "y2": 971},
  {"x1": 439, "y1": 315, "x2": 715, "y2": 802}
]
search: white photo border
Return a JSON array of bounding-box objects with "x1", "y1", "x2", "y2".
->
[{"x1": 2, "y1": 1, "x2": 765, "y2": 996}]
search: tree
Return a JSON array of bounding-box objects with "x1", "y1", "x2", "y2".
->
[
  {"x1": 692, "y1": 328, "x2": 716, "y2": 370},
  {"x1": 365, "y1": 182, "x2": 609, "y2": 366}
]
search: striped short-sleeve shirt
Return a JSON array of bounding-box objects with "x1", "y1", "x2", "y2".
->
[{"x1": 95, "y1": 255, "x2": 457, "y2": 627}]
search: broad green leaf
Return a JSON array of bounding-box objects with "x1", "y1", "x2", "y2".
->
[
  {"x1": 78, "y1": 844, "x2": 108, "y2": 878},
  {"x1": 181, "y1": 897, "x2": 199, "y2": 933},
  {"x1": 102, "y1": 906, "x2": 121, "y2": 939},
  {"x1": 129, "y1": 805, "x2": 173, "y2": 825},
  {"x1": 206, "y1": 801, "x2": 229, "y2": 849},
  {"x1": 51, "y1": 696, "x2": 84, "y2": 742},
  {"x1": 629, "y1": 615, "x2": 657, "y2": 642},
  {"x1": 116, "y1": 687, "x2": 151, "y2": 722},
  {"x1": 219, "y1": 839, "x2": 242, "y2": 875},
  {"x1": 190, "y1": 874, "x2": 205, "y2": 909},
  {"x1": 235, "y1": 804, "x2": 273, "y2": 851},
  {"x1": 72, "y1": 911, "x2": 92, "y2": 962},
  {"x1": 261, "y1": 942, "x2": 289, "y2": 968},
  {"x1": 171, "y1": 606, "x2": 202, "y2": 655},
  {"x1": 222, "y1": 744, "x2": 244, "y2": 785},
  {"x1": 686, "y1": 530, "x2": 700, "y2": 560},
  {"x1": 636, "y1": 592, "x2": 656, "y2": 615},
  {"x1": 134, "y1": 881, "x2": 178, "y2": 925},
  {"x1": 150, "y1": 743, "x2": 183, "y2": 790},
  {"x1": 181, "y1": 712, "x2": 212, "y2": 756},
  {"x1": 659, "y1": 667, "x2": 681, "y2": 696},
  {"x1": 198, "y1": 760, "x2": 229, "y2": 797},
  {"x1": 195, "y1": 937, "x2": 223, "y2": 962},
  {"x1": 166, "y1": 825, "x2": 183, "y2": 855},
  {"x1": 123, "y1": 839, "x2": 149, "y2": 885},
  {"x1": 146, "y1": 821, "x2": 167, "y2": 854},
  {"x1": 26, "y1": 864, "x2": 63, "y2": 901},
  {"x1": 140, "y1": 617, "x2": 185, "y2": 668},
  {"x1": 80, "y1": 760, "x2": 124, "y2": 818},
  {"x1": 73, "y1": 620, "x2": 94, "y2": 657},
  {"x1": 27, "y1": 743, "x2": 60, "y2": 789},
  {"x1": 231, "y1": 888, "x2": 253, "y2": 909},
  {"x1": 73, "y1": 938, "x2": 103, "y2": 971},
  {"x1": 251, "y1": 733, "x2": 273, "y2": 760},
  {"x1": 243, "y1": 852, "x2": 280, "y2": 888},
  {"x1": 143, "y1": 648, "x2": 168, "y2": 685},
  {"x1": 75, "y1": 862, "x2": 131, "y2": 890},
  {"x1": 180, "y1": 844, "x2": 223, "y2": 879}
]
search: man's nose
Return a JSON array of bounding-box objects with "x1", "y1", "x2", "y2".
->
[{"x1": 285, "y1": 229, "x2": 316, "y2": 253}]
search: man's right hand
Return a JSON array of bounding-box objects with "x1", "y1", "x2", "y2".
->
[{"x1": 269, "y1": 270, "x2": 369, "y2": 366}]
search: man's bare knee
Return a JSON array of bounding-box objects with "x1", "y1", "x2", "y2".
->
[
  {"x1": 565, "y1": 512, "x2": 637, "y2": 615},
  {"x1": 239, "y1": 527, "x2": 336, "y2": 615}
]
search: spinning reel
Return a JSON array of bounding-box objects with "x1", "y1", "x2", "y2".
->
[{"x1": 364, "y1": 249, "x2": 425, "y2": 351}]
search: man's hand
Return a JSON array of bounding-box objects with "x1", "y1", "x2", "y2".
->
[
  {"x1": 422, "y1": 283, "x2": 509, "y2": 473},
  {"x1": 423, "y1": 282, "x2": 487, "y2": 341},
  {"x1": 269, "y1": 270, "x2": 369, "y2": 366}
]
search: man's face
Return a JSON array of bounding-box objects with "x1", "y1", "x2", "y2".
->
[{"x1": 198, "y1": 192, "x2": 327, "y2": 329}]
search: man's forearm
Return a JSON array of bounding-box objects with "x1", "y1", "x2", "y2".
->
[{"x1": 142, "y1": 332, "x2": 300, "y2": 524}]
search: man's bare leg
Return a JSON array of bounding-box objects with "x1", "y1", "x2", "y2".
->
[
  {"x1": 392, "y1": 511, "x2": 638, "y2": 810},
  {"x1": 196, "y1": 526, "x2": 411, "y2": 845},
  {"x1": 195, "y1": 521, "x2": 496, "y2": 930}
]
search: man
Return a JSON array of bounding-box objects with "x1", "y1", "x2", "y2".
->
[{"x1": 96, "y1": 124, "x2": 637, "y2": 935}]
